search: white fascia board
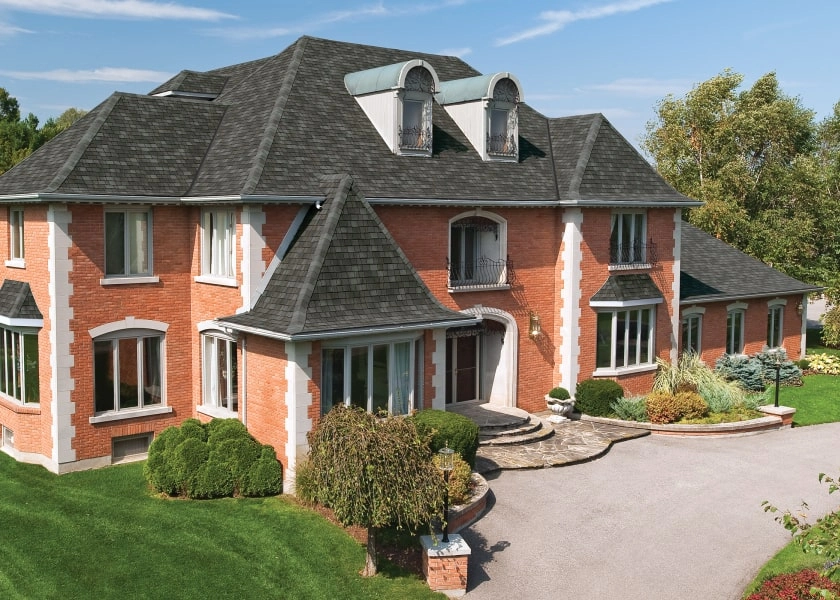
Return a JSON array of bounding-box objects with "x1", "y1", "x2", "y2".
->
[
  {"x1": 590, "y1": 298, "x2": 664, "y2": 308},
  {"x1": 0, "y1": 316, "x2": 44, "y2": 328},
  {"x1": 366, "y1": 197, "x2": 702, "y2": 208},
  {"x1": 218, "y1": 318, "x2": 481, "y2": 342}
]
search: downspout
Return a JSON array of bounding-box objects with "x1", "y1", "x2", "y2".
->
[{"x1": 241, "y1": 335, "x2": 247, "y2": 426}]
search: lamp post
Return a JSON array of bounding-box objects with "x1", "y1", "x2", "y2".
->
[
  {"x1": 773, "y1": 351, "x2": 782, "y2": 408},
  {"x1": 438, "y1": 443, "x2": 455, "y2": 543}
]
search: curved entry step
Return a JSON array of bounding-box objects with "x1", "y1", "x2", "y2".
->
[{"x1": 446, "y1": 402, "x2": 555, "y2": 446}]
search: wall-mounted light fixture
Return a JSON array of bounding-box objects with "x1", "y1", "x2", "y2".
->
[
  {"x1": 529, "y1": 311, "x2": 541, "y2": 339},
  {"x1": 796, "y1": 301, "x2": 804, "y2": 317}
]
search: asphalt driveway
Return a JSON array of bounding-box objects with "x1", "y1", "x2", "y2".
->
[{"x1": 462, "y1": 423, "x2": 840, "y2": 599}]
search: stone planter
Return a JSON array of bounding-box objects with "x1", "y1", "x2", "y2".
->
[{"x1": 545, "y1": 394, "x2": 575, "y2": 423}]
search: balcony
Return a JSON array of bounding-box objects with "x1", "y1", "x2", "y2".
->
[
  {"x1": 487, "y1": 133, "x2": 518, "y2": 157},
  {"x1": 399, "y1": 126, "x2": 432, "y2": 153},
  {"x1": 448, "y1": 257, "x2": 512, "y2": 290},
  {"x1": 609, "y1": 240, "x2": 657, "y2": 270}
]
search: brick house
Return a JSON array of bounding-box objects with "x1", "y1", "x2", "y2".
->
[{"x1": 0, "y1": 37, "x2": 819, "y2": 484}]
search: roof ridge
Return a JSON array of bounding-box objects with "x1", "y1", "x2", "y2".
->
[
  {"x1": 286, "y1": 173, "x2": 353, "y2": 333},
  {"x1": 44, "y1": 94, "x2": 121, "y2": 192},
  {"x1": 241, "y1": 37, "x2": 309, "y2": 196},
  {"x1": 567, "y1": 113, "x2": 603, "y2": 200}
]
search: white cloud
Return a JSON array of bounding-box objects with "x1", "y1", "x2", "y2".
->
[
  {"x1": 438, "y1": 47, "x2": 472, "y2": 58},
  {"x1": 0, "y1": 67, "x2": 174, "y2": 82},
  {"x1": 0, "y1": 21, "x2": 33, "y2": 36},
  {"x1": 0, "y1": 0, "x2": 237, "y2": 21},
  {"x1": 580, "y1": 78, "x2": 692, "y2": 97},
  {"x1": 496, "y1": 0, "x2": 672, "y2": 46}
]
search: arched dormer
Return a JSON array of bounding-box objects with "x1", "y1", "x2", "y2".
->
[
  {"x1": 344, "y1": 60, "x2": 440, "y2": 156},
  {"x1": 436, "y1": 73, "x2": 523, "y2": 162}
]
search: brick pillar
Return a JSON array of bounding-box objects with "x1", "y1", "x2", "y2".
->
[
  {"x1": 759, "y1": 405, "x2": 796, "y2": 427},
  {"x1": 419, "y1": 534, "x2": 471, "y2": 597}
]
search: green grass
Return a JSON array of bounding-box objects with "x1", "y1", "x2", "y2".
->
[
  {"x1": 0, "y1": 454, "x2": 443, "y2": 600},
  {"x1": 778, "y1": 374, "x2": 840, "y2": 426},
  {"x1": 806, "y1": 328, "x2": 840, "y2": 357},
  {"x1": 742, "y1": 536, "x2": 836, "y2": 597}
]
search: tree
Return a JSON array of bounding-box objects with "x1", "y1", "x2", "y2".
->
[
  {"x1": 301, "y1": 406, "x2": 445, "y2": 576},
  {"x1": 0, "y1": 88, "x2": 86, "y2": 175},
  {"x1": 642, "y1": 70, "x2": 840, "y2": 286}
]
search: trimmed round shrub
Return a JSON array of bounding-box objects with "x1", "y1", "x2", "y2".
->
[
  {"x1": 433, "y1": 452, "x2": 474, "y2": 506},
  {"x1": 409, "y1": 409, "x2": 480, "y2": 468},
  {"x1": 145, "y1": 418, "x2": 282, "y2": 499},
  {"x1": 574, "y1": 379, "x2": 624, "y2": 417},
  {"x1": 745, "y1": 569, "x2": 840, "y2": 600},
  {"x1": 548, "y1": 387, "x2": 570, "y2": 400},
  {"x1": 241, "y1": 447, "x2": 283, "y2": 497}
]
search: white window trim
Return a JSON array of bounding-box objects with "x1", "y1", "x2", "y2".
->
[
  {"x1": 89, "y1": 321, "x2": 168, "y2": 422},
  {"x1": 726, "y1": 303, "x2": 748, "y2": 355},
  {"x1": 681, "y1": 312, "x2": 703, "y2": 355},
  {"x1": 9, "y1": 207, "x2": 24, "y2": 263},
  {"x1": 200, "y1": 209, "x2": 237, "y2": 280},
  {"x1": 100, "y1": 276, "x2": 160, "y2": 286},
  {"x1": 0, "y1": 325, "x2": 40, "y2": 406},
  {"x1": 200, "y1": 329, "x2": 238, "y2": 416},
  {"x1": 593, "y1": 305, "x2": 657, "y2": 374},
  {"x1": 103, "y1": 207, "x2": 154, "y2": 279},
  {"x1": 447, "y1": 209, "x2": 508, "y2": 290},
  {"x1": 4, "y1": 259, "x2": 25, "y2": 269}
]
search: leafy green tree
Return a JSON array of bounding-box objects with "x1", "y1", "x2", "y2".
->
[
  {"x1": 301, "y1": 406, "x2": 445, "y2": 576},
  {"x1": 642, "y1": 71, "x2": 840, "y2": 285}
]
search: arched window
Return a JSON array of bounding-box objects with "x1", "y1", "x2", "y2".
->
[
  {"x1": 399, "y1": 66, "x2": 435, "y2": 154},
  {"x1": 201, "y1": 331, "x2": 238, "y2": 414},
  {"x1": 487, "y1": 78, "x2": 519, "y2": 158},
  {"x1": 448, "y1": 212, "x2": 508, "y2": 290}
]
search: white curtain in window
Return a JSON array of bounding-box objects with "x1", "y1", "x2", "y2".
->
[{"x1": 393, "y1": 342, "x2": 411, "y2": 415}]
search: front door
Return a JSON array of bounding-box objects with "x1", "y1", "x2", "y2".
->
[{"x1": 446, "y1": 334, "x2": 479, "y2": 403}]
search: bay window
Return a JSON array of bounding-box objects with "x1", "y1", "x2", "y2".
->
[
  {"x1": 0, "y1": 327, "x2": 39, "y2": 404},
  {"x1": 322, "y1": 337, "x2": 420, "y2": 416},
  {"x1": 596, "y1": 306, "x2": 655, "y2": 371}
]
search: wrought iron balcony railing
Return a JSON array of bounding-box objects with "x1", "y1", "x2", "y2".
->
[
  {"x1": 487, "y1": 133, "x2": 518, "y2": 157},
  {"x1": 447, "y1": 257, "x2": 512, "y2": 289},
  {"x1": 399, "y1": 126, "x2": 432, "y2": 152},
  {"x1": 609, "y1": 239, "x2": 657, "y2": 266}
]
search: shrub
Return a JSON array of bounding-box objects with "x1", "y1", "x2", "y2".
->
[
  {"x1": 715, "y1": 354, "x2": 766, "y2": 391},
  {"x1": 807, "y1": 353, "x2": 840, "y2": 375},
  {"x1": 646, "y1": 391, "x2": 708, "y2": 424},
  {"x1": 294, "y1": 458, "x2": 318, "y2": 505},
  {"x1": 822, "y1": 304, "x2": 840, "y2": 348},
  {"x1": 796, "y1": 357, "x2": 810, "y2": 370},
  {"x1": 547, "y1": 387, "x2": 570, "y2": 400},
  {"x1": 745, "y1": 569, "x2": 840, "y2": 600},
  {"x1": 408, "y1": 409, "x2": 480, "y2": 468},
  {"x1": 144, "y1": 418, "x2": 282, "y2": 499},
  {"x1": 754, "y1": 347, "x2": 803, "y2": 386},
  {"x1": 433, "y1": 452, "x2": 474, "y2": 506},
  {"x1": 610, "y1": 396, "x2": 648, "y2": 422},
  {"x1": 574, "y1": 379, "x2": 624, "y2": 417}
]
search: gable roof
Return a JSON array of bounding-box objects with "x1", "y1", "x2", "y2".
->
[
  {"x1": 680, "y1": 223, "x2": 821, "y2": 304},
  {"x1": 0, "y1": 36, "x2": 698, "y2": 208},
  {"x1": 217, "y1": 175, "x2": 476, "y2": 340}
]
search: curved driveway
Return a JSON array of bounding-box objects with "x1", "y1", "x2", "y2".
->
[{"x1": 462, "y1": 423, "x2": 840, "y2": 600}]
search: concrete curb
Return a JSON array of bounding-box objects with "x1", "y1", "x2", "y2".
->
[{"x1": 579, "y1": 413, "x2": 789, "y2": 436}]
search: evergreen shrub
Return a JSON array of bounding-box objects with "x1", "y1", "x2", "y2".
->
[
  {"x1": 548, "y1": 387, "x2": 571, "y2": 400},
  {"x1": 610, "y1": 396, "x2": 648, "y2": 422},
  {"x1": 715, "y1": 354, "x2": 766, "y2": 391},
  {"x1": 574, "y1": 379, "x2": 623, "y2": 417},
  {"x1": 754, "y1": 347, "x2": 803, "y2": 386},
  {"x1": 433, "y1": 452, "x2": 474, "y2": 506},
  {"x1": 144, "y1": 418, "x2": 282, "y2": 499},
  {"x1": 409, "y1": 409, "x2": 480, "y2": 468}
]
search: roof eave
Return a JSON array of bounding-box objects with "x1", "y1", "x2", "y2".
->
[
  {"x1": 680, "y1": 287, "x2": 823, "y2": 305},
  {"x1": 216, "y1": 317, "x2": 480, "y2": 341}
]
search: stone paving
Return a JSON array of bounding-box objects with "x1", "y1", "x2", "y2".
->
[{"x1": 474, "y1": 415, "x2": 649, "y2": 475}]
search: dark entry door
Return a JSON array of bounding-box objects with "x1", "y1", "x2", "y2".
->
[{"x1": 446, "y1": 335, "x2": 479, "y2": 403}]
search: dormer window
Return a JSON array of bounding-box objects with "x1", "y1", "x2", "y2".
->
[
  {"x1": 345, "y1": 60, "x2": 440, "y2": 157},
  {"x1": 487, "y1": 78, "x2": 519, "y2": 158},
  {"x1": 437, "y1": 72, "x2": 523, "y2": 162},
  {"x1": 399, "y1": 67, "x2": 434, "y2": 153}
]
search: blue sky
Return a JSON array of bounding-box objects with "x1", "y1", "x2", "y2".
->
[{"x1": 1, "y1": 0, "x2": 839, "y2": 154}]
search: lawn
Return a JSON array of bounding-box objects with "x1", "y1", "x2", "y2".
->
[
  {"x1": 0, "y1": 453, "x2": 442, "y2": 600},
  {"x1": 779, "y1": 374, "x2": 840, "y2": 426}
]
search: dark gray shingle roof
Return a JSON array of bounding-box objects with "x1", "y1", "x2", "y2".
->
[
  {"x1": 591, "y1": 274, "x2": 664, "y2": 303},
  {"x1": 0, "y1": 280, "x2": 42, "y2": 321},
  {"x1": 0, "y1": 36, "x2": 696, "y2": 207},
  {"x1": 680, "y1": 223, "x2": 821, "y2": 303},
  {"x1": 218, "y1": 175, "x2": 474, "y2": 338}
]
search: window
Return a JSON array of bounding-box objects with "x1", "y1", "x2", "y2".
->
[
  {"x1": 9, "y1": 208, "x2": 23, "y2": 262},
  {"x1": 398, "y1": 66, "x2": 434, "y2": 154},
  {"x1": 767, "y1": 304, "x2": 784, "y2": 348},
  {"x1": 486, "y1": 78, "x2": 519, "y2": 158},
  {"x1": 596, "y1": 307, "x2": 655, "y2": 370},
  {"x1": 682, "y1": 313, "x2": 702, "y2": 355},
  {"x1": 105, "y1": 209, "x2": 151, "y2": 277},
  {"x1": 321, "y1": 338, "x2": 419, "y2": 417},
  {"x1": 726, "y1": 309, "x2": 745, "y2": 355},
  {"x1": 201, "y1": 210, "x2": 236, "y2": 279},
  {"x1": 448, "y1": 214, "x2": 507, "y2": 289},
  {"x1": 94, "y1": 332, "x2": 163, "y2": 414},
  {"x1": 0, "y1": 327, "x2": 39, "y2": 404},
  {"x1": 610, "y1": 212, "x2": 647, "y2": 265},
  {"x1": 202, "y1": 333, "x2": 238, "y2": 413}
]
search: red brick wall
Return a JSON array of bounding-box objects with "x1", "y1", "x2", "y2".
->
[
  {"x1": 578, "y1": 208, "x2": 678, "y2": 396},
  {"x1": 686, "y1": 294, "x2": 806, "y2": 363},
  {"x1": 377, "y1": 206, "x2": 562, "y2": 413},
  {"x1": 0, "y1": 205, "x2": 53, "y2": 458},
  {"x1": 241, "y1": 334, "x2": 288, "y2": 460}
]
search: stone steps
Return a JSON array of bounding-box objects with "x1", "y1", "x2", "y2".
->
[{"x1": 478, "y1": 415, "x2": 555, "y2": 447}]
